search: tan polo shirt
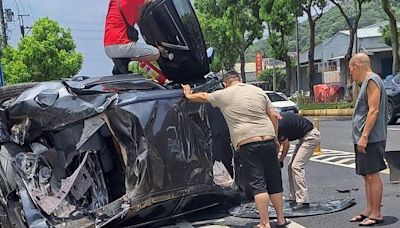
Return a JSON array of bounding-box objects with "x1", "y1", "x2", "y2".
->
[{"x1": 208, "y1": 83, "x2": 275, "y2": 149}]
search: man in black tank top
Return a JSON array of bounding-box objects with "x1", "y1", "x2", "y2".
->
[{"x1": 278, "y1": 112, "x2": 321, "y2": 211}]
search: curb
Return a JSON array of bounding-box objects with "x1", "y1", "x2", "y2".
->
[{"x1": 299, "y1": 109, "x2": 354, "y2": 116}]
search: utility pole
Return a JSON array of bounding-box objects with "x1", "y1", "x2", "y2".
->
[
  {"x1": 272, "y1": 59, "x2": 276, "y2": 92},
  {"x1": 0, "y1": 0, "x2": 6, "y2": 87},
  {"x1": 295, "y1": 16, "x2": 301, "y2": 93},
  {"x1": 0, "y1": 0, "x2": 7, "y2": 47},
  {"x1": 18, "y1": 14, "x2": 31, "y2": 37}
]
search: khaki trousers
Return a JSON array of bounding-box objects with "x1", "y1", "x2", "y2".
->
[{"x1": 288, "y1": 128, "x2": 321, "y2": 203}]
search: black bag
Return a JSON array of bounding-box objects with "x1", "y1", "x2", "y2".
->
[{"x1": 118, "y1": 0, "x2": 139, "y2": 42}]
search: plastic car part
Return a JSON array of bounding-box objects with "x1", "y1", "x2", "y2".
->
[{"x1": 139, "y1": 0, "x2": 210, "y2": 83}]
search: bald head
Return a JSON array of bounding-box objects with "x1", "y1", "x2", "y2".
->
[
  {"x1": 349, "y1": 53, "x2": 373, "y2": 83},
  {"x1": 350, "y1": 53, "x2": 371, "y2": 67}
]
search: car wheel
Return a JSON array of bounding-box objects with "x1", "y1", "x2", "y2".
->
[
  {"x1": 388, "y1": 102, "x2": 398, "y2": 125},
  {"x1": 0, "y1": 83, "x2": 39, "y2": 106}
]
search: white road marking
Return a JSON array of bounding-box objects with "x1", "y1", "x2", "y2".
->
[
  {"x1": 287, "y1": 220, "x2": 307, "y2": 228},
  {"x1": 336, "y1": 157, "x2": 357, "y2": 164},
  {"x1": 288, "y1": 145, "x2": 391, "y2": 175},
  {"x1": 388, "y1": 128, "x2": 400, "y2": 131}
]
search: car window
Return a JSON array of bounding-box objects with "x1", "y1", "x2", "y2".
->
[{"x1": 266, "y1": 92, "x2": 287, "y2": 102}]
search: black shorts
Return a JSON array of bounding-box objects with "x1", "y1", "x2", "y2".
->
[
  {"x1": 235, "y1": 139, "x2": 283, "y2": 199},
  {"x1": 355, "y1": 141, "x2": 387, "y2": 176}
]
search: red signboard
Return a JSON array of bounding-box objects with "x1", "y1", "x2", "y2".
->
[{"x1": 256, "y1": 52, "x2": 263, "y2": 76}]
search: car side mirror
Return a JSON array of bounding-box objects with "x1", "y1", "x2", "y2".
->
[{"x1": 207, "y1": 47, "x2": 215, "y2": 64}]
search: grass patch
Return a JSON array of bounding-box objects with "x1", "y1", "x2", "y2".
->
[
  {"x1": 291, "y1": 95, "x2": 356, "y2": 110},
  {"x1": 298, "y1": 102, "x2": 355, "y2": 110}
]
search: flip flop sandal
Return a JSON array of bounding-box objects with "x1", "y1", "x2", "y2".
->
[
  {"x1": 359, "y1": 217, "x2": 384, "y2": 226},
  {"x1": 350, "y1": 214, "x2": 368, "y2": 222},
  {"x1": 276, "y1": 220, "x2": 291, "y2": 228}
]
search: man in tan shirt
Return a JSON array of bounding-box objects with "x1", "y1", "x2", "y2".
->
[{"x1": 182, "y1": 71, "x2": 287, "y2": 228}]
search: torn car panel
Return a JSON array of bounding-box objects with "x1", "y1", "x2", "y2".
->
[{"x1": 7, "y1": 81, "x2": 118, "y2": 134}]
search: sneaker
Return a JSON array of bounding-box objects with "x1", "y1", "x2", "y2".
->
[{"x1": 292, "y1": 203, "x2": 310, "y2": 211}]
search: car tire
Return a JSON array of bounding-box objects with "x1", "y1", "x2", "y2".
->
[
  {"x1": 0, "y1": 83, "x2": 39, "y2": 105},
  {"x1": 388, "y1": 101, "x2": 398, "y2": 125}
]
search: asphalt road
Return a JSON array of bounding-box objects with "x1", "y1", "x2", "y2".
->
[
  {"x1": 162, "y1": 117, "x2": 400, "y2": 228},
  {"x1": 286, "y1": 117, "x2": 400, "y2": 228},
  {"x1": 314, "y1": 117, "x2": 400, "y2": 152}
]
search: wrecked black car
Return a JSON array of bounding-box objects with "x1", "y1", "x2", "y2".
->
[{"x1": 0, "y1": 1, "x2": 236, "y2": 227}]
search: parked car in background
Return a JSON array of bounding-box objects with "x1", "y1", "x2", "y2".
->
[
  {"x1": 266, "y1": 91, "x2": 299, "y2": 114},
  {"x1": 385, "y1": 73, "x2": 400, "y2": 124}
]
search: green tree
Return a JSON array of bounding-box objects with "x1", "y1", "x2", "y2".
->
[
  {"x1": 245, "y1": 38, "x2": 269, "y2": 62},
  {"x1": 381, "y1": 0, "x2": 400, "y2": 75},
  {"x1": 329, "y1": 0, "x2": 371, "y2": 100},
  {"x1": 1, "y1": 17, "x2": 83, "y2": 84},
  {"x1": 382, "y1": 25, "x2": 400, "y2": 47},
  {"x1": 261, "y1": 0, "x2": 296, "y2": 94},
  {"x1": 246, "y1": 0, "x2": 400, "y2": 63},
  {"x1": 196, "y1": 11, "x2": 238, "y2": 72},
  {"x1": 259, "y1": 68, "x2": 286, "y2": 91},
  {"x1": 297, "y1": 0, "x2": 326, "y2": 94},
  {"x1": 195, "y1": 0, "x2": 264, "y2": 81}
]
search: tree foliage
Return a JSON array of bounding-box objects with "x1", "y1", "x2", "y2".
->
[
  {"x1": 1, "y1": 17, "x2": 83, "y2": 84},
  {"x1": 245, "y1": 37, "x2": 269, "y2": 62},
  {"x1": 329, "y1": 0, "x2": 370, "y2": 56},
  {"x1": 259, "y1": 68, "x2": 286, "y2": 91},
  {"x1": 329, "y1": 0, "x2": 371, "y2": 100},
  {"x1": 382, "y1": 25, "x2": 400, "y2": 47},
  {"x1": 381, "y1": 0, "x2": 400, "y2": 75},
  {"x1": 297, "y1": 0, "x2": 326, "y2": 93},
  {"x1": 261, "y1": 0, "x2": 296, "y2": 94},
  {"x1": 195, "y1": 0, "x2": 264, "y2": 80},
  {"x1": 246, "y1": 0, "x2": 400, "y2": 61}
]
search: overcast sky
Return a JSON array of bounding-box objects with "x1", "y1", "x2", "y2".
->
[{"x1": 4, "y1": 0, "x2": 113, "y2": 76}]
